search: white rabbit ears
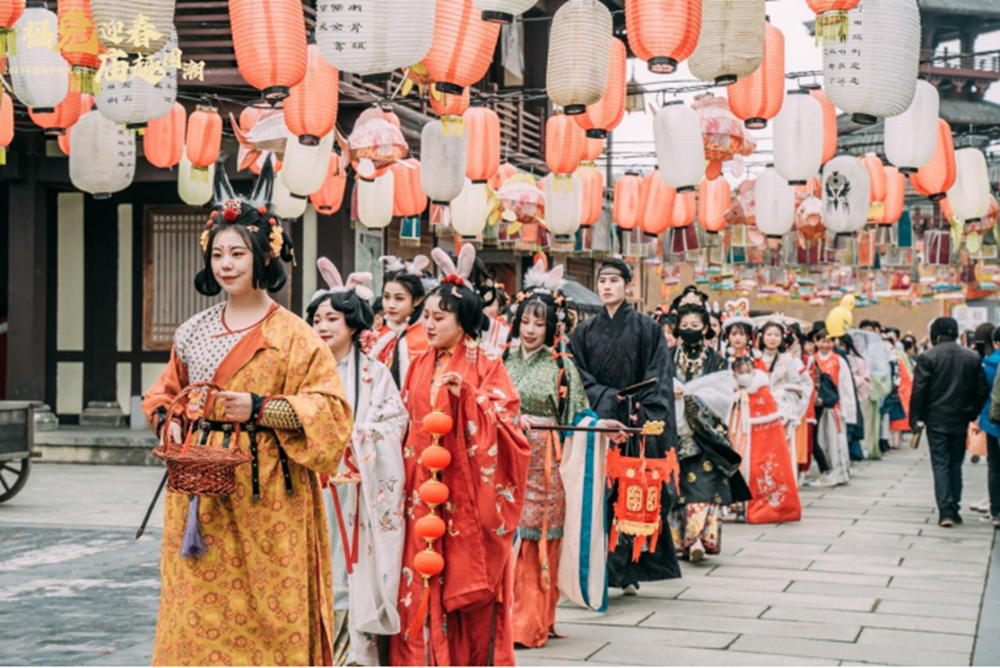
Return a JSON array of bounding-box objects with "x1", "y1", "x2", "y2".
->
[
  {"x1": 431, "y1": 245, "x2": 475, "y2": 285},
  {"x1": 311, "y1": 257, "x2": 374, "y2": 304},
  {"x1": 523, "y1": 258, "x2": 565, "y2": 293},
  {"x1": 380, "y1": 254, "x2": 430, "y2": 276}
]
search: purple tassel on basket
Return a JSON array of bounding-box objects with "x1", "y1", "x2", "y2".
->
[{"x1": 180, "y1": 495, "x2": 206, "y2": 559}]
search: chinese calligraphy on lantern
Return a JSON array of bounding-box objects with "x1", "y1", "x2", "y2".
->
[
  {"x1": 822, "y1": 3, "x2": 863, "y2": 89},
  {"x1": 316, "y1": 2, "x2": 370, "y2": 55}
]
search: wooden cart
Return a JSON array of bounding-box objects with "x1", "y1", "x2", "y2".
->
[{"x1": 0, "y1": 402, "x2": 36, "y2": 503}]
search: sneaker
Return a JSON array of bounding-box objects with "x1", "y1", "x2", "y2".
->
[
  {"x1": 807, "y1": 473, "x2": 838, "y2": 489},
  {"x1": 939, "y1": 518, "x2": 955, "y2": 528},
  {"x1": 623, "y1": 584, "x2": 639, "y2": 596},
  {"x1": 689, "y1": 539, "x2": 706, "y2": 563},
  {"x1": 970, "y1": 498, "x2": 990, "y2": 513},
  {"x1": 980, "y1": 515, "x2": 1000, "y2": 527}
]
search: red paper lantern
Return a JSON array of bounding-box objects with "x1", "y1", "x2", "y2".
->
[
  {"x1": 613, "y1": 171, "x2": 642, "y2": 230},
  {"x1": 425, "y1": 0, "x2": 501, "y2": 95},
  {"x1": 877, "y1": 165, "x2": 905, "y2": 225},
  {"x1": 56, "y1": 94, "x2": 93, "y2": 156},
  {"x1": 698, "y1": 177, "x2": 731, "y2": 233},
  {"x1": 186, "y1": 105, "x2": 223, "y2": 170},
  {"x1": 284, "y1": 43, "x2": 340, "y2": 146},
  {"x1": 625, "y1": 0, "x2": 701, "y2": 75},
  {"x1": 545, "y1": 113, "x2": 585, "y2": 176},
  {"x1": 414, "y1": 550, "x2": 445, "y2": 577},
  {"x1": 57, "y1": 0, "x2": 101, "y2": 94},
  {"x1": 430, "y1": 86, "x2": 471, "y2": 118},
  {"x1": 415, "y1": 515, "x2": 447, "y2": 541},
  {"x1": 420, "y1": 445, "x2": 453, "y2": 471},
  {"x1": 419, "y1": 479, "x2": 450, "y2": 506},
  {"x1": 909, "y1": 119, "x2": 956, "y2": 202},
  {"x1": 29, "y1": 86, "x2": 81, "y2": 136},
  {"x1": 810, "y1": 89, "x2": 838, "y2": 165},
  {"x1": 728, "y1": 20, "x2": 784, "y2": 129},
  {"x1": 464, "y1": 105, "x2": 500, "y2": 183},
  {"x1": 0, "y1": 0, "x2": 24, "y2": 60},
  {"x1": 860, "y1": 154, "x2": 886, "y2": 205},
  {"x1": 579, "y1": 166, "x2": 605, "y2": 228},
  {"x1": 575, "y1": 37, "x2": 627, "y2": 139},
  {"x1": 581, "y1": 136, "x2": 603, "y2": 163},
  {"x1": 144, "y1": 102, "x2": 186, "y2": 169},
  {"x1": 423, "y1": 410, "x2": 454, "y2": 435},
  {"x1": 229, "y1": 0, "x2": 308, "y2": 103},
  {"x1": 671, "y1": 191, "x2": 697, "y2": 228},
  {"x1": 0, "y1": 89, "x2": 13, "y2": 165},
  {"x1": 638, "y1": 170, "x2": 676, "y2": 236},
  {"x1": 392, "y1": 158, "x2": 428, "y2": 217},
  {"x1": 310, "y1": 153, "x2": 347, "y2": 215}
]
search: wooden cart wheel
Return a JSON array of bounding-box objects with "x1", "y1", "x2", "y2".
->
[{"x1": 0, "y1": 458, "x2": 31, "y2": 503}]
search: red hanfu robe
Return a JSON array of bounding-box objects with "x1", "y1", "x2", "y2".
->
[
  {"x1": 890, "y1": 353, "x2": 913, "y2": 432},
  {"x1": 371, "y1": 322, "x2": 429, "y2": 387},
  {"x1": 391, "y1": 342, "x2": 531, "y2": 667}
]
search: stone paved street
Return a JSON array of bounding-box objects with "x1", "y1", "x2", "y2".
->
[{"x1": 0, "y1": 446, "x2": 997, "y2": 666}]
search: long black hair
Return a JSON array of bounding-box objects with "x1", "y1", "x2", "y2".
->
[
  {"x1": 383, "y1": 270, "x2": 427, "y2": 325},
  {"x1": 503, "y1": 291, "x2": 571, "y2": 423},
  {"x1": 305, "y1": 290, "x2": 375, "y2": 342},
  {"x1": 675, "y1": 303, "x2": 714, "y2": 340},
  {"x1": 757, "y1": 322, "x2": 788, "y2": 354}
]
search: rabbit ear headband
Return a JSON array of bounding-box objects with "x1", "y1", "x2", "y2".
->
[
  {"x1": 523, "y1": 258, "x2": 565, "y2": 294},
  {"x1": 432, "y1": 245, "x2": 475, "y2": 287},
  {"x1": 380, "y1": 254, "x2": 430, "y2": 276},
  {"x1": 311, "y1": 257, "x2": 374, "y2": 304}
]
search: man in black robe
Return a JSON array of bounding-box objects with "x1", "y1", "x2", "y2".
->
[{"x1": 569, "y1": 258, "x2": 681, "y2": 590}]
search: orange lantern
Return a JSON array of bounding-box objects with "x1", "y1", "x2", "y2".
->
[
  {"x1": 284, "y1": 43, "x2": 339, "y2": 146},
  {"x1": 581, "y1": 136, "x2": 603, "y2": 163},
  {"x1": 239, "y1": 105, "x2": 264, "y2": 133},
  {"x1": 489, "y1": 161, "x2": 517, "y2": 191},
  {"x1": 186, "y1": 105, "x2": 223, "y2": 175},
  {"x1": 575, "y1": 37, "x2": 627, "y2": 139},
  {"x1": 144, "y1": 102, "x2": 186, "y2": 169},
  {"x1": 698, "y1": 177, "x2": 731, "y2": 233},
  {"x1": 909, "y1": 119, "x2": 956, "y2": 202},
  {"x1": 415, "y1": 514, "x2": 447, "y2": 540},
  {"x1": 625, "y1": 0, "x2": 701, "y2": 75},
  {"x1": 425, "y1": 0, "x2": 501, "y2": 95},
  {"x1": 579, "y1": 165, "x2": 605, "y2": 227},
  {"x1": 728, "y1": 19, "x2": 784, "y2": 129},
  {"x1": 56, "y1": 94, "x2": 93, "y2": 156},
  {"x1": 57, "y1": 0, "x2": 101, "y2": 95},
  {"x1": 809, "y1": 88, "x2": 838, "y2": 165},
  {"x1": 430, "y1": 86, "x2": 471, "y2": 118},
  {"x1": 545, "y1": 112, "x2": 585, "y2": 176},
  {"x1": 638, "y1": 170, "x2": 677, "y2": 236},
  {"x1": 230, "y1": 0, "x2": 308, "y2": 103},
  {"x1": 876, "y1": 165, "x2": 905, "y2": 225},
  {"x1": 671, "y1": 191, "x2": 697, "y2": 228},
  {"x1": 464, "y1": 104, "x2": 500, "y2": 183},
  {"x1": 392, "y1": 158, "x2": 429, "y2": 217},
  {"x1": 310, "y1": 153, "x2": 347, "y2": 215},
  {"x1": 0, "y1": 89, "x2": 13, "y2": 165},
  {"x1": 29, "y1": 86, "x2": 81, "y2": 136},
  {"x1": 0, "y1": 0, "x2": 24, "y2": 60},
  {"x1": 613, "y1": 171, "x2": 642, "y2": 230}
]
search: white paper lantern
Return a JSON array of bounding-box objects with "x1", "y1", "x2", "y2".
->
[
  {"x1": 822, "y1": 155, "x2": 870, "y2": 234},
  {"x1": 948, "y1": 148, "x2": 991, "y2": 223},
  {"x1": 472, "y1": 0, "x2": 536, "y2": 23},
  {"x1": 281, "y1": 132, "x2": 334, "y2": 198},
  {"x1": 97, "y1": 29, "x2": 178, "y2": 128},
  {"x1": 451, "y1": 178, "x2": 489, "y2": 239},
  {"x1": 822, "y1": 0, "x2": 920, "y2": 125},
  {"x1": 10, "y1": 6, "x2": 69, "y2": 112},
  {"x1": 885, "y1": 80, "x2": 939, "y2": 174},
  {"x1": 544, "y1": 173, "x2": 583, "y2": 241},
  {"x1": 316, "y1": 0, "x2": 435, "y2": 77},
  {"x1": 546, "y1": 0, "x2": 612, "y2": 115},
  {"x1": 689, "y1": 0, "x2": 765, "y2": 86},
  {"x1": 69, "y1": 111, "x2": 135, "y2": 198},
  {"x1": 358, "y1": 171, "x2": 395, "y2": 229},
  {"x1": 421, "y1": 119, "x2": 467, "y2": 204},
  {"x1": 653, "y1": 101, "x2": 705, "y2": 193},
  {"x1": 272, "y1": 177, "x2": 309, "y2": 219},
  {"x1": 91, "y1": 0, "x2": 176, "y2": 55},
  {"x1": 754, "y1": 166, "x2": 796, "y2": 237},
  {"x1": 178, "y1": 153, "x2": 214, "y2": 206},
  {"x1": 772, "y1": 90, "x2": 823, "y2": 186}
]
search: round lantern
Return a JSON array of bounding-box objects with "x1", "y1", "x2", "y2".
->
[
  {"x1": 358, "y1": 170, "x2": 395, "y2": 229},
  {"x1": 698, "y1": 177, "x2": 730, "y2": 233},
  {"x1": 91, "y1": 0, "x2": 175, "y2": 55},
  {"x1": 419, "y1": 479, "x2": 450, "y2": 505},
  {"x1": 230, "y1": 0, "x2": 307, "y2": 103},
  {"x1": 69, "y1": 110, "x2": 135, "y2": 198},
  {"x1": 0, "y1": 0, "x2": 24, "y2": 60},
  {"x1": 544, "y1": 172, "x2": 583, "y2": 242},
  {"x1": 0, "y1": 90, "x2": 13, "y2": 165},
  {"x1": 689, "y1": 0, "x2": 765, "y2": 86},
  {"x1": 545, "y1": 112, "x2": 585, "y2": 175},
  {"x1": 822, "y1": 0, "x2": 920, "y2": 125},
  {"x1": 754, "y1": 166, "x2": 796, "y2": 237},
  {"x1": 809, "y1": 88, "x2": 838, "y2": 166},
  {"x1": 415, "y1": 515, "x2": 447, "y2": 540},
  {"x1": 822, "y1": 155, "x2": 870, "y2": 234},
  {"x1": 10, "y1": 5, "x2": 69, "y2": 113},
  {"x1": 653, "y1": 101, "x2": 705, "y2": 193},
  {"x1": 452, "y1": 178, "x2": 490, "y2": 239},
  {"x1": 431, "y1": 86, "x2": 470, "y2": 119},
  {"x1": 578, "y1": 164, "x2": 605, "y2": 227},
  {"x1": 625, "y1": 0, "x2": 701, "y2": 75},
  {"x1": 575, "y1": 37, "x2": 626, "y2": 138},
  {"x1": 284, "y1": 44, "x2": 339, "y2": 147},
  {"x1": 613, "y1": 171, "x2": 641, "y2": 230},
  {"x1": 391, "y1": 158, "x2": 428, "y2": 217},
  {"x1": 178, "y1": 153, "x2": 214, "y2": 205},
  {"x1": 472, "y1": 0, "x2": 534, "y2": 23},
  {"x1": 727, "y1": 18, "x2": 784, "y2": 129},
  {"x1": 876, "y1": 165, "x2": 905, "y2": 225},
  {"x1": 638, "y1": 169, "x2": 676, "y2": 237},
  {"x1": 860, "y1": 154, "x2": 886, "y2": 216},
  {"x1": 909, "y1": 119, "x2": 956, "y2": 202},
  {"x1": 885, "y1": 80, "x2": 940, "y2": 174},
  {"x1": 96, "y1": 29, "x2": 178, "y2": 128},
  {"x1": 773, "y1": 90, "x2": 822, "y2": 186},
  {"x1": 671, "y1": 190, "x2": 697, "y2": 228},
  {"x1": 547, "y1": 0, "x2": 612, "y2": 115},
  {"x1": 185, "y1": 105, "x2": 222, "y2": 177},
  {"x1": 948, "y1": 148, "x2": 991, "y2": 223},
  {"x1": 311, "y1": 153, "x2": 348, "y2": 215},
  {"x1": 425, "y1": 0, "x2": 500, "y2": 95},
  {"x1": 57, "y1": 0, "x2": 101, "y2": 95},
  {"x1": 421, "y1": 119, "x2": 467, "y2": 204},
  {"x1": 282, "y1": 132, "x2": 334, "y2": 198},
  {"x1": 316, "y1": 0, "x2": 434, "y2": 77},
  {"x1": 464, "y1": 104, "x2": 500, "y2": 183},
  {"x1": 29, "y1": 86, "x2": 81, "y2": 135},
  {"x1": 422, "y1": 408, "x2": 453, "y2": 436},
  {"x1": 144, "y1": 102, "x2": 186, "y2": 169}
]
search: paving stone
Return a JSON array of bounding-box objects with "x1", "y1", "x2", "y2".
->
[
  {"x1": 857, "y1": 628, "x2": 974, "y2": 654},
  {"x1": 588, "y1": 643, "x2": 840, "y2": 666},
  {"x1": 677, "y1": 586, "x2": 877, "y2": 612},
  {"x1": 706, "y1": 556, "x2": 815, "y2": 571},
  {"x1": 731, "y1": 634, "x2": 970, "y2": 666},
  {"x1": 640, "y1": 612, "x2": 862, "y2": 642},
  {"x1": 710, "y1": 566, "x2": 890, "y2": 588},
  {"x1": 761, "y1": 606, "x2": 977, "y2": 636},
  {"x1": 514, "y1": 638, "x2": 609, "y2": 662},
  {"x1": 786, "y1": 581, "x2": 982, "y2": 607},
  {"x1": 806, "y1": 561, "x2": 983, "y2": 583},
  {"x1": 875, "y1": 601, "x2": 980, "y2": 621},
  {"x1": 888, "y1": 576, "x2": 984, "y2": 595},
  {"x1": 554, "y1": 623, "x2": 738, "y2": 650}
]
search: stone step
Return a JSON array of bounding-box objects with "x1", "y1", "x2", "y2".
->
[{"x1": 34, "y1": 427, "x2": 160, "y2": 466}]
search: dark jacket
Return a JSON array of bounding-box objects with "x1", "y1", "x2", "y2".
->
[
  {"x1": 910, "y1": 340, "x2": 990, "y2": 429},
  {"x1": 982, "y1": 350, "x2": 1000, "y2": 436}
]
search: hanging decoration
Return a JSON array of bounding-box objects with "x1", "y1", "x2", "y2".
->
[
  {"x1": 430, "y1": 86, "x2": 471, "y2": 119},
  {"x1": 69, "y1": 110, "x2": 135, "y2": 198},
  {"x1": 859, "y1": 153, "x2": 886, "y2": 220},
  {"x1": 421, "y1": 118, "x2": 467, "y2": 204},
  {"x1": 544, "y1": 171, "x2": 583, "y2": 242},
  {"x1": 316, "y1": 0, "x2": 434, "y2": 77},
  {"x1": 773, "y1": 90, "x2": 823, "y2": 186},
  {"x1": 10, "y1": 5, "x2": 69, "y2": 113},
  {"x1": 671, "y1": 191, "x2": 697, "y2": 228},
  {"x1": 178, "y1": 153, "x2": 214, "y2": 205},
  {"x1": 909, "y1": 119, "x2": 955, "y2": 202},
  {"x1": 689, "y1": 0, "x2": 765, "y2": 86},
  {"x1": 948, "y1": 148, "x2": 991, "y2": 224},
  {"x1": 230, "y1": 0, "x2": 307, "y2": 103},
  {"x1": 727, "y1": 18, "x2": 784, "y2": 129},
  {"x1": 57, "y1": 94, "x2": 93, "y2": 155},
  {"x1": 807, "y1": 0, "x2": 859, "y2": 44},
  {"x1": 794, "y1": 194, "x2": 826, "y2": 244},
  {"x1": 885, "y1": 80, "x2": 940, "y2": 174},
  {"x1": 0, "y1": 0, "x2": 24, "y2": 61},
  {"x1": 692, "y1": 93, "x2": 757, "y2": 179},
  {"x1": 698, "y1": 176, "x2": 730, "y2": 233},
  {"x1": 0, "y1": 90, "x2": 13, "y2": 166},
  {"x1": 311, "y1": 153, "x2": 348, "y2": 216},
  {"x1": 392, "y1": 158, "x2": 429, "y2": 218},
  {"x1": 822, "y1": 155, "x2": 870, "y2": 234},
  {"x1": 91, "y1": 0, "x2": 175, "y2": 55},
  {"x1": 144, "y1": 102, "x2": 186, "y2": 169},
  {"x1": 281, "y1": 132, "x2": 334, "y2": 198},
  {"x1": 185, "y1": 104, "x2": 222, "y2": 180},
  {"x1": 358, "y1": 171, "x2": 395, "y2": 229},
  {"x1": 547, "y1": 0, "x2": 612, "y2": 115},
  {"x1": 57, "y1": 0, "x2": 101, "y2": 95},
  {"x1": 575, "y1": 37, "x2": 627, "y2": 138},
  {"x1": 425, "y1": 0, "x2": 500, "y2": 94},
  {"x1": 96, "y1": 28, "x2": 178, "y2": 128},
  {"x1": 625, "y1": 0, "x2": 702, "y2": 75},
  {"x1": 472, "y1": 0, "x2": 534, "y2": 23},
  {"x1": 284, "y1": 43, "x2": 339, "y2": 147},
  {"x1": 654, "y1": 101, "x2": 705, "y2": 193},
  {"x1": 808, "y1": 88, "x2": 838, "y2": 166},
  {"x1": 498, "y1": 174, "x2": 545, "y2": 226},
  {"x1": 347, "y1": 105, "x2": 409, "y2": 178},
  {"x1": 638, "y1": 169, "x2": 676, "y2": 237},
  {"x1": 464, "y1": 104, "x2": 500, "y2": 183},
  {"x1": 29, "y1": 86, "x2": 82, "y2": 136},
  {"x1": 489, "y1": 162, "x2": 518, "y2": 191},
  {"x1": 613, "y1": 171, "x2": 642, "y2": 230},
  {"x1": 578, "y1": 165, "x2": 605, "y2": 228},
  {"x1": 875, "y1": 165, "x2": 905, "y2": 226},
  {"x1": 545, "y1": 112, "x2": 585, "y2": 176},
  {"x1": 451, "y1": 178, "x2": 491, "y2": 239},
  {"x1": 754, "y1": 166, "x2": 796, "y2": 237}
]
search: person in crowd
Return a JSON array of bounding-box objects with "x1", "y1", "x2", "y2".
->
[
  {"x1": 911, "y1": 317, "x2": 990, "y2": 527},
  {"x1": 882, "y1": 329, "x2": 914, "y2": 450},
  {"x1": 472, "y1": 257, "x2": 511, "y2": 359},
  {"x1": 371, "y1": 255, "x2": 432, "y2": 388},
  {"x1": 788, "y1": 325, "x2": 819, "y2": 485},
  {"x1": 839, "y1": 334, "x2": 872, "y2": 463},
  {"x1": 808, "y1": 325, "x2": 855, "y2": 487},
  {"x1": 977, "y1": 327, "x2": 1000, "y2": 526},
  {"x1": 757, "y1": 320, "x2": 813, "y2": 478}
]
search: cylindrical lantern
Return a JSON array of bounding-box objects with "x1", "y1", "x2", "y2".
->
[
  {"x1": 451, "y1": 178, "x2": 490, "y2": 239},
  {"x1": 10, "y1": 5, "x2": 69, "y2": 113},
  {"x1": 822, "y1": 155, "x2": 870, "y2": 234},
  {"x1": 698, "y1": 177, "x2": 730, "y2": 233},
  {"x1": 948, "y1": 148, "x2": 991, "y2": 223},
  {"x1": 876, "y1": 165, "x2": 905, "y2": 226},
  {"x1": 0, "y1": 90, "x2": 13, "y2": 165},
  {"x1": 272, "y1": 177, "x2": 307, "y2": 219},
  {"x1": 430, "y1": 87, "x2": 470, "y2": 120},
  {"x1": 638, "y1": 169, "x2": 676, "y2": 236},
  {"x1": 472, "y1": 0, "x2": 535, "y2": 23},
  {"x1": 727, "y1": 19, "x2": 784, "y2": 129},
  {"x1": 282, "y1": 132, "x2": 335, "y2": 198},
  {"x1": 773, "y1": 90, "x2": 823, "y2": 185},
  {"x1": 574, "y1": 37, "x2": 626, "y2": 138},
  {"x1": 425, "y1": 0, "x2": 500, "y2": 94},
  {"x1": 229, "y1": 0, "x2": 308, "y2": 102},
  {"x1": 358, "y1": 171, "x2": 395, "y2": 229},
  {"x1": 754, "y1": 166, "x2": 796, "y2": 237},
  {"x1": 625, "y1": 0, "x2": 702, "y2": 75},
  {"x1": 178, "y1": 153, "x2": 214, "y2": 205},
  {"x1": 613, "y1": 172, "x2": 641, "y2": 230},
  {"x1": 29, "y1": 86, "x2": 81, "y2": 135},
  {"x1": 392, "y1": 158, "x2": 428, "y2": 217},
  {"x1": 579, "y1": 165, "x2": 605, "y2": 227},
  {"x1": 689, "y1": 0, "x2": 765, "y2": 86},
  {"x1": 671, "y1": 190, "x2": 697, "y2": 228},
  {"x1": 0, "y1": 0, "x2": 24, "y2": 60},
  {"x1": 654, "y1": 101, "x2": 705, "y2": 193},
  {"x1": 860, "y1": 154, "x2": 886, "y2": 214},
  {"x1": 185, "y1": 105, "x2": 222, "y2": 177},
  {"x1": 581, "y1": 136, "x2": 603, "y2": 163},
  {"x1": 545, "y1": 112, "x2": 585, "y2": 175},
  {"x1": 885, "y1": 80, "x2": 940, "y2": 174},
  {"x1": 822, "y1": 0, "x2": 920, "y2": 125},
  {"x1": 808, "y1": 0, "x2": 860, "y2": 44},
  {"x1": 284, "y1": 44, "x2": 339, "y2": 146},
  {"x1": 316, "y1": 0, "x2": 434, "y2": 77},
  {"x1": 464, "y1": 105, "x2": 500, "y2": 183},
  {"x1": 547, "y1": 0, "x2": 612, "y2": 115},
  {"x1": 144, "y1": 102, "x2": 185, "y2": 169},
  {"x1": 311, "y1": 153, "x2": 347, "y2": 215},
  {"x1": 421, "y1": 119, "x2": 468, "y2": 204},
  {"x1": 96, "y1": 29, "x2": 178, "y2": 128},
  {"x1": 91, "y1": 0, "x2": 175, "y2": 54},
  {"x1": 809, "y1": 88, "x2": 838, "y2": 166},
  {"x1": 57, "y1": 0, "x2": 101, "y2": 95},
  {"x1": 69, "y1": 110, "x2": 135, "y2": 198},
  {"x1": 909, "y1": 119, "x2": 956, "y2": 202},
  {"x1": 544, "y1": 172, "x2": 583, "y2": 241}
]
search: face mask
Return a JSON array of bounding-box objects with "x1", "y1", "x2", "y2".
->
[
  {"x1": 679, "y1": 329, "x2": 704, "y2": 345},
  {"x1": 736, "y1": 372, "x2": 754, "y2": 387}
]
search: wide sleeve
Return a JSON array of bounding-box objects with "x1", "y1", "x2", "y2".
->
[
  {"x1": 564, "y1": 357, "x2": 592, "y2": 423},
  {"x1": 838, "y1": 357, "x2": 858, "y2": 425},
  {"x1": 568, "y1": 324, "x2": 619, "y2": 417},
  {"x1": 909, "y1": 353, "x2": 930, "y2": 428},
  {"x1": 636, "y1": 319, "x2": 678, "y2": 452},
  {"x1": 141, "y1": 346, "x2": 189, "y2": 433}
]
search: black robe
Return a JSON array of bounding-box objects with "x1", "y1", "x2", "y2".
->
[{"x1": 569, "y1": 303, "x2": 681, "y2": 586}]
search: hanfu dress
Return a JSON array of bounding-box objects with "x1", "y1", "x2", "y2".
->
[
  {"x1": 814, "y1": 351, "x2": 855, "y2": 484},
  {"x1": 504, "y1": 344, "x2": 590, "y2": 648},
  {"x1": 370, "y1": 321, "x2": 429, "y2": 388},
  {"x1": 760, "y1": 350, "x2": 813, "y2": 479},
  {"x1": 481, "y1": 315, "x2": 512, "y2": 360},
  {"x1": 887, "y1": 350, "x2": 913, "y2": 434},
  {"x1": 796, "y1": 354, "x2": 818, "y2": 473},
  {"x1": 142, "y1": 302, "x2": 353, "y2": 666},
  {"x1": 322, "y1": 347, "x2": 407, "y2": 665}
]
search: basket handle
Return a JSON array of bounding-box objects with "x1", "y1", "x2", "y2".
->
[{"x1": 163, "y1": 381, "x2": 228, "y2": 449}]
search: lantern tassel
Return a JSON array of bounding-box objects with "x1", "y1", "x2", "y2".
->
[
  {"x1": 0, "y1": 148, "x2": 6, "y2": 167},
  {"x1": 407, "y1": 579, "x2": 431, "y2": 641},
  {"x1": 70, "y1": 66, "x2": 99, "y2": 96},
  {"x1": 180, "y1": 495, "x2": 207, "y2": 559},
  {"x1": 815, "y1": 12, "x2": 849, "y2": 46},
  {"x1": 0, "y1": 28, "x2": 14, "y2": 60}
]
